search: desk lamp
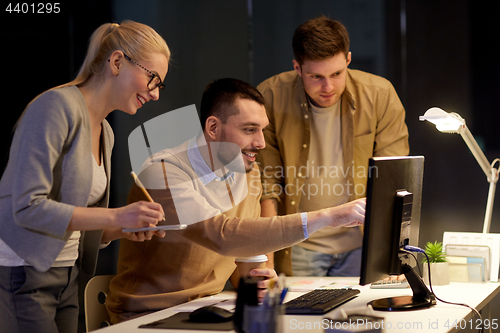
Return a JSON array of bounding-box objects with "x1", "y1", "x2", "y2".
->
[{"x1": 419, "y1": 107, "x2": 499, "y2": 233}]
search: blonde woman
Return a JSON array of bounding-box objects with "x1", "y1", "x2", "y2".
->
[{"x1": 0, "y1": 21, "x2": 170, "y2": 333}]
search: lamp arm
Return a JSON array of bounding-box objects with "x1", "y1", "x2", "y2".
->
[
  {"x1": 459, "y1": 125, "x2": 492, "y2": 179},
  {"x1": 458, "y1": 125, "x2": 499, "y2": 233},
  {"x1": 483, "y1": 175, "x2": 497, "y2": 233}
]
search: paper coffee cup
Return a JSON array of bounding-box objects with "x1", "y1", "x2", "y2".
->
[{"x1": 235, "y1": 255, "x2": 268, "y2": 278}]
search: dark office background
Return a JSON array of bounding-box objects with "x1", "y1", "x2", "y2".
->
[{"x1": 1, "y1": 0, "x2": 499, "y2": 331}]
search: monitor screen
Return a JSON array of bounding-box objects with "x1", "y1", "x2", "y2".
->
[{"x1": 359, "y1": 156, "x2": 435, "y2": 311}]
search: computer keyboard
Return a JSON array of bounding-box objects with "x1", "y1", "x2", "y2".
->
[
  {"x1": 370, "y1": 278, "x2": 409, "y2": 289},
  {"x1": 284, "y1": 288, "x2": 360, "y2": 314}
]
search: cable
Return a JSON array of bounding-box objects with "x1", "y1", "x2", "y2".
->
[
  {"x1": 402, "y1": 245, "x2": 425, "y2": 254},
  {"x1": 399, "y1": 246, "x2": 425, "y2": 279},
  {"x1": 491, "y1": 158, "x2": 500, "y2": 169},
  {"x1": 400, "y1": 249, "x2": 422, "y2": 277},
  {"x1": 403, "y1": 245, "x2": 484, "y2": 333}
]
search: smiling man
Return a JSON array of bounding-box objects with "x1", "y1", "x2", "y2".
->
[
  {"x1": 256, "y1": 16, "x2": 409, "y2": 277},
  {"x1": 106, "y1": 78, "x2": 366, "y2": 323}
]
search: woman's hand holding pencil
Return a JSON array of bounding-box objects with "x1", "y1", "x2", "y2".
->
[
  {"x1": 100, "y1": 171, "x2": 185, "y2": 243},
  {"x1": 130, "y1": 171, "x2": 166, "y2": 221},
  {"x1": 99, "y1": 197, "x2": 166, "y2": 243}
]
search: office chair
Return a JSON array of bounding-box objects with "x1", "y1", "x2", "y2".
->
[{"x1": 84, "y1": 275, "x2": 115, "y2": 332}]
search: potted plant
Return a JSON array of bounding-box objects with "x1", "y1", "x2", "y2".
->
[{"x1": 422, "y1": 241, "x2": 450, "y2": 285}]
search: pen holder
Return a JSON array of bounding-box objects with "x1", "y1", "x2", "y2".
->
[{"x1": 243, "y1": 304, "x2": 282, "y2": 333}]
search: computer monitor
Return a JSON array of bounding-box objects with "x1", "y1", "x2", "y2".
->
[{"x1": 360, "y1": 156, "x2": 436, "y2": 311}]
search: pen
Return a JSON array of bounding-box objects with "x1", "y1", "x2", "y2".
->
[
  {"x1": 278, "y1": 273, "x2": 287, "y2": 304},
  {"x1": 264, "y1": 280, "x2": 276, "y2": 308},
  {"x1": 130, "y1": 171, "x2": 165, "y2": 221},
  {"x1": 279, "y1": 273, "x2": 286, "y2": 290},
  {"x1": 280, "y1": 287, "x2": 288, "y2": 304}
]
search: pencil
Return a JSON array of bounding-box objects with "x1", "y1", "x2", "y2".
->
[{"x1": 131, "y1": 171, "x2": 165, "y2": 221}]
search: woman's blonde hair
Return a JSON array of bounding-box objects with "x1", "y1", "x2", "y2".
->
[{"x1": 59, "y1": 20, "x2": 170, "y2": 88}]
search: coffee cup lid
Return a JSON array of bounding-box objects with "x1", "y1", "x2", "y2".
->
[{"x1": 235, "y1": 255, "x2": 268, "y2": 263}]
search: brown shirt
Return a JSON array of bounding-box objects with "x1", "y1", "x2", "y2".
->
[{"x1": 256, "y1": 69, "x2": 409, "y2": 271}]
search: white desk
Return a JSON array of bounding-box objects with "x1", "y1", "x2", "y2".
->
[{"x1": 96, "y1": 277, "x2": 500, "y2": 333}]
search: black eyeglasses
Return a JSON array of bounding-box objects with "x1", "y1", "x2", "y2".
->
[{"x1": 123, "y1": 54, "x2": 165, "y2": 92}]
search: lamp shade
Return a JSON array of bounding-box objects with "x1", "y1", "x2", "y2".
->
[{"x1": 419, "y1": 107, "x2": 465, "y2": 133}]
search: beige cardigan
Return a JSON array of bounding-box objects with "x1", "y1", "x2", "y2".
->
[{"x1": 0, "y1": 86, "x2": 113, "y2": 274}]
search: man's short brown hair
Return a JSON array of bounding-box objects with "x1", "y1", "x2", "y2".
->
[
  {"x1": 200, "y1": 78, "x2": 265, "y2": 130},
  {"x1": 292, "y1": 16, "x2": 350, "y2": 65}
]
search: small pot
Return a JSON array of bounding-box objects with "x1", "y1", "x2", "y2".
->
[{"x1": 423, "y1": 262, "x2": 450, "y2": 285}]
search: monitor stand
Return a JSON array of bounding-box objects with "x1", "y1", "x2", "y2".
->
[{"x1": 369, "y1": 263, "x2": 436, "y2": 311}]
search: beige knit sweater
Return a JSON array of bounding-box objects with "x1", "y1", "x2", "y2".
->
[{"x1": 106, "y1": 142, "x2": 304, "y2": 323}]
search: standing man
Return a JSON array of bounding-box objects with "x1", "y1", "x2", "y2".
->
[{"x1": 257, "y1": 16, "x2": 409, "y2": 277}]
